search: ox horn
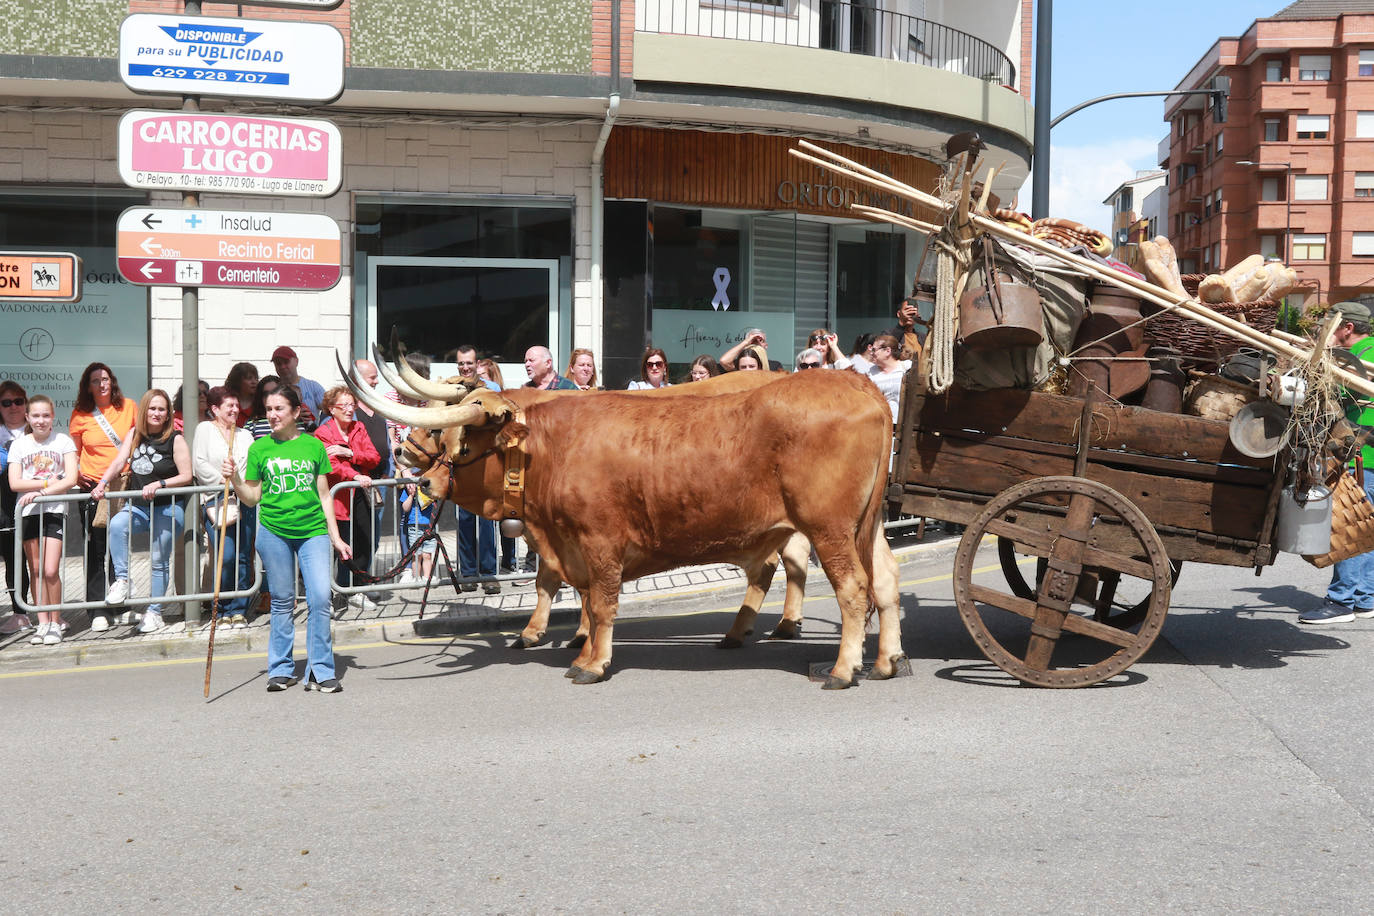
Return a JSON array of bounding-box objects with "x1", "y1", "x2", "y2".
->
[
  {"x1": 370, "y1": 342, "x2": 428, "y2": 402},
  {"x1": 390, "y1": 333, "x2": 467, "y2": 401},
  {"x1": 336, "y1": 352, "x2": 485, "y2": 428}
]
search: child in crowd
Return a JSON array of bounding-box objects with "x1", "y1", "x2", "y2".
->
[
  {"x1": 399, "y1": 468, "x2": 437, "y2": 584},
  {"x1": 6, "y1": 395, "x2": 78, "y2": 645}
]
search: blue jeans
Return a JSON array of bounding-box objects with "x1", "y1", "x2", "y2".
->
[
  {"x1": 255, "y1": 525, "x2": 335, "y2": 682},
  {"x1": 458, "y1": 507, "x2": 497, "y2": 577},
  {"x1": 1329, "y1": 468, "x2": 1374, "y2": 609},
  {"x1": 109, "y1": 498, "x2": 185, "y2": 615},
  {"x1": 204, "y1": 506, "x2": 256, "y2": 617}
]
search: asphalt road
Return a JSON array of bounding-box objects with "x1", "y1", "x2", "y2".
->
[{"x1": 3, "y1": 546, "x2": 1372, "y2": 914}]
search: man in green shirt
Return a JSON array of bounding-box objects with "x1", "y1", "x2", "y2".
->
[{"x1": 1302, "y1": 301, "x2": 1374, "y2": 624}]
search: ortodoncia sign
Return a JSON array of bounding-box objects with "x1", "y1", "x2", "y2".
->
[
  {"x1": 116, "y1": 208, "x2": 342, "y2": 291},
  {"x1": 118, "y1": 14, "x2": 345, "y2": 102},
  {"x1": 118, "y1": 111, "x2": 342, "y2": 197}
]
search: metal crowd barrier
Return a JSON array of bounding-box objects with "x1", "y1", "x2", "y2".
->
[
  {"x1": 329, "y1": 477, "x2": 538, "y2": 600},
  {"x1": 12, "y1": 485, "x2": 261, "y2": 622}
]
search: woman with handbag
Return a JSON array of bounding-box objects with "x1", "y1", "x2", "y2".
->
[
  {"x1": 222, "y1": 384, "x2": 350, "y2": 693},
  {"x1": 193, "y1": 386, "x2": 255, "y2": 629},
  {"x1": 69, "y1": 362, "x2": 137, "y2": 631},
  {"x1": 92, "y1": 389, "x2": 193, "y2": 634}
]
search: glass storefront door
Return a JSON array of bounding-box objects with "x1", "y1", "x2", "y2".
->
[{"x1": 367, "y1": 256, "x2": 559, "y2": 386}]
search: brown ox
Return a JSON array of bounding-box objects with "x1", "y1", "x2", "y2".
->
[
  {"x1": 352, "y1": 363, "x2": 906, "y2": 687},
  {"x1": 384, "y1": 364, "x2": 813, "y2": 651}
]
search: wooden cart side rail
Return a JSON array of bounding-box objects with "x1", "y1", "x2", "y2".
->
[{"x1": 894, "y1": 486, "x2": 1265, "y2": 567}]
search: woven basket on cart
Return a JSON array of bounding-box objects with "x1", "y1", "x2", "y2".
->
[
  {"x1": 1305, "y1": 464, "x2": 1374, "y2": 568},
  {"x1": 1144, "y1": 274, "x2": 1281, "y2": 371}
]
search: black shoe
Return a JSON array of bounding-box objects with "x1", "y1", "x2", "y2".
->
[
  {"x1": 1299, "y1": 600, "x2": 1357, "y2": 625},
  {"x1": 460, "y1": 582, "x2": 478, "y2": 592},
  {"x1": 266, "y1": 675, "x2": 300, "y2": 692},
  {"x1": 483, "y1": 581, "x2": 502, "y2": 595},
  {"x1": 304, "y1": 677, "x2": 342, "y2": 693}
]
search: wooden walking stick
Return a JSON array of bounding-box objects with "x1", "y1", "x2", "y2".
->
[{"x1": 203, "y1": 465, "x2": 234, "y2": 698}]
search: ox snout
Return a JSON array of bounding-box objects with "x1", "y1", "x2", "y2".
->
[{"x1": 415, "y1": 475, "x2": 432, "y2": 491}]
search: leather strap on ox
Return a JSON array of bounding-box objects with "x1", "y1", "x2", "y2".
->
[{"x1": 501, "y1": 432, "x2": 527, "y2": 537}]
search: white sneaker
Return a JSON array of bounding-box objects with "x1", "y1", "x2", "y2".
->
[
  {"x1": 399, "y1": 568, "x2": 417, "y2": 585},
  {"x1": 29, "y1": 622, "x2": 48, "y2": 645},
  {"x1": 90, "y1": 615, "x2": 110, "y2": 632},
  {"x1": 43, "y1": 624, "x2": 61, "y2": 646},
  {"x1": 348, "y1": 593, "x2": 379, "y2": 612},
  {"x1": 0, "y1": 613, "x2": 31, "y2": 635},
  {"x1": 105, "y1": 579, "x2": 130, "y2": 606},
  {"x1": 137, "y1": 611, "x2": 165, "y2": 634},
  {"x1": 57, "y1": 620, "x2": 68, "y2": 635}
]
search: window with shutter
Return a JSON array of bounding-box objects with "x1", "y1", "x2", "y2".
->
[
  {"x1": 1296, "y1": 115, "x2": 1329, "y2": 139},
  {"x1": 1299, "y1": 54, "x2": 1331, "y2": 80},
  {"x1": 1356, "y1": 173, "x2": 1374, "y2": 197},
  {"x1": 1292, "y1": 234, "x2": 1326, "y2": 260},
  {"x1": 1294, "y1": 175, "x2": 1328, "y2": 201},
  {"x1": 1360, "y1": 49, "x2": 1374, "y2": 77},
  {"x1": 1354, "y1": 233, "x2": 1374, "y2": 257}
]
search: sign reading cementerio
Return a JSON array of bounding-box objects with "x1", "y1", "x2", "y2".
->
[
  {"x1": 118, "y1": 14, "x2": 344, "y2": 102},
  {"x1": 118, "y1": 111, "x2": 342, "y2": 197}
]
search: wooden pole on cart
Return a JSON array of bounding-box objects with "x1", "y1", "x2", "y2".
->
[
  {"x1": 202, "y1": 474, "x2": 233, "y2": 698},
  {"x1": 788, "y1": 140, "x2": 1374, "y2": 400}
]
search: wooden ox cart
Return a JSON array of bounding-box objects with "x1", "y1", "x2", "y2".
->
[{"x1": 887, "y1": 378, "x2": 1285, "y2": 688}]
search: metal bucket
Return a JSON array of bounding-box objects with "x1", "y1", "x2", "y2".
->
[
  {"x1": 1276, "y1": 485, "x2": 1333, "y2": 555},
  {"x1": 958, "y1": 270, "x2": 1043, "y2": 351}
]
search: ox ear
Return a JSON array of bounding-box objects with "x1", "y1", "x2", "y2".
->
[{"x1": 496, "y1": 421, "x2": 529, "y2": 448}]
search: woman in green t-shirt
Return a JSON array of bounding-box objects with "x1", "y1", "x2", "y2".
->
[{"x1": 223, "y1": 385, "x2": 351, "y2": 693}]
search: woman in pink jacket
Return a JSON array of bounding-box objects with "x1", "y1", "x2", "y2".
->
[{"x1": 313, "y1": 386, "x2": 381, "y2": 613}]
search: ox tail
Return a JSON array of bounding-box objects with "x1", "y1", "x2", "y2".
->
[{"x1": 856, "y1": 417, "x2": 892, "y2": 615}]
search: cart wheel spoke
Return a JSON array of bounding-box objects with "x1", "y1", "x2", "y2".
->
[{"x1": 955, "y1": 476, "x2": 1172, "y2": 688}]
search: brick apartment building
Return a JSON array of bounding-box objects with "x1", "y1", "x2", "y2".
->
[
  {"x1": 0, "y1": 0, "x2": 1031, "y2": 402},
  {"x1": 1162, "y1": 0, "x2": 1374, "y2": 311}
]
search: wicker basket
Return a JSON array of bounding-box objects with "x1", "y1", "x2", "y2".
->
[
  {"x1": 1144, "y1": 275, "x2": 1280, "y2": 370},
  {"x1": 1305, "y1": 466, "x2": 1374, "y2": 568},
  {"x1": 1182, "y1": 371, "x2": 1259, "y2": 421}
]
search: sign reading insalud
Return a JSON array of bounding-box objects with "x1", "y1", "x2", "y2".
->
[
  {"x1": 118, "y1": 111, "x2": 342, "y2": 197},
  {"x1": 0, "y1": 251, "x2": 82, "y2": 303},
  {"x1": 116, "y1": 208, "x2": 341, "y2": 291},
  {"x1": 118, "y1": 14, "x2": 344, "y2": 102}
]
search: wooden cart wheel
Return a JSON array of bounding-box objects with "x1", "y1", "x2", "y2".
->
[
  {"x1": 996, "y1": 537, "x2": 1182, "y2": 630},
  {"x1": 955, "y1": 476, "x2": 1172, "y2": 687}
]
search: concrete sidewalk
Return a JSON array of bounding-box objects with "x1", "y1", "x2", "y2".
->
[{"x1": 0, "y1": 528, "x2": 959, "y2": 673}]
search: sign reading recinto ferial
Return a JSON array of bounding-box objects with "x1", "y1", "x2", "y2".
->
[
  {"x1": 118, "y1": 14, "x2": 344, "y2": 102},
  {"x1": 116, "y1": 208, "x2": 341, "y2": 291},
  {"x1": 118, "y1": 111, "x2": 342, "y2": 197}
]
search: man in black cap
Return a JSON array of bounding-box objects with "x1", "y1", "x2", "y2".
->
[{"x1": 1302, "y1": 301, "x2": 1374, "y2": 624}]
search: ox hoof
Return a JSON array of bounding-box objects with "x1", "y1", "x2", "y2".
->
[
  {"x1": 821, "y1": 672, "x2": 859, "y2": 690},
  {"x1": 570, "y1": 668, "x2": 604, "y2": 685},
  {"x1": 565, "y1": 634, "x2": 588, "y2": 650},
  {"x1": 510, "y1": 633, "x2": 544, "y2": 650},
  {"x1": 768, "y1": 621, "x2": 802, "y2": 640},
  {"x1": 866, "y1": 655, "x2": 912, "y2": 681},
  {"x1": 716, "y1": 635, "x2": 745, "y2": 650},
  {"x1": 564, "y1": 664, "x2": 585, "y2": 679}
]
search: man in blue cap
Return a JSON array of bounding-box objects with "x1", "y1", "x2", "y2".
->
[{"x1": 1302, "y1": 301, "x2": 1374, "y2": 624}]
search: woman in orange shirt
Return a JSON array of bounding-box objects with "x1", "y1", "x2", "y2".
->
[{"x1": 69, "y1": 362, "x2": 138, "y2": 631}]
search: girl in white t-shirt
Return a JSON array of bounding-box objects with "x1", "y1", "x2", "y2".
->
[{"x1": 6, "y1": 395, "x2": 78, "y2": 645}]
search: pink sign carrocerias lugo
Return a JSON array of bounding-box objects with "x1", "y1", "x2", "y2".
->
[{"x1": 118, "y1": 110, "x2": 342, "y2": 197}]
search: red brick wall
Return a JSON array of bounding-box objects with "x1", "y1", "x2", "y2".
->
[
  {"x1": 1020, "y1": 0, "x2": 1031, "y2": 100},
  {"x1": 127, "y1": 1, "x2": 352, "y2": 63},
  {"x1": 591, "y1": 0, "x2": 633, "y2": 78}
]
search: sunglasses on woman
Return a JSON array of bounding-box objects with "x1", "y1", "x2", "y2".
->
[
  {"x1": 0, "y1": 397, "x2": 24, "y2": 408},
  {"x1": 798, "y1": 362, "x2": 821, "y2": 370},
  {"x1": 646, "y1": 360, "x2": 665, "y2": 368}
]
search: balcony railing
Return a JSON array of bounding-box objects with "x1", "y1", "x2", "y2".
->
[{"x1": 636, "y1": 1, "x2": 1017, "y2": 88}]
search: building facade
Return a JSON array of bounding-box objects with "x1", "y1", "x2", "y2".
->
[
  {"x1": 1103, "y1": 169, "x2": 1167, "y2": 265},
  {"x1": 1161, "y1": 0, "x2": 1374, "y2": 310},
  {"x1": 0, "y1": 0, "x2": 1032, "y2": 402}
]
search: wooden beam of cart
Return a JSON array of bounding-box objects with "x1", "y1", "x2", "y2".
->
[{"x1": 788, "y1": 140, "x2": 1374, "y2": 400}]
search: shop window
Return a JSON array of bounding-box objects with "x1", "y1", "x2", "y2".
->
[
  {"x1": 1296, "y1": 114, "x2": 1329, "y2": 139},
  {"x1": 1264, "y1": 119, "x2": 1284, "y2": 142},
  {"x1": 1361, "y1": 50, "x2": 1374, "y2": 77},
  {"x1": 650, "y1": 207, "x2": 743, "y2": 312},
  {"x1": 1299, "y1": 54, "x2": 1331, "y2": 80},
  {"x1": 1266, "y1": 58, "x2": 1285, "y2": 81},
  {"x1": 1293, "y1": 175, "x2": 1328, "y2": 201},
  {"x1": 1356, "y1": 172, "x2": 1374, "y2": 197},
  {"x1": 1358, "y1": 111, "x2": 1374, "y2": 138},
  {"x1": 1355, "y1": 233, "x2": 1374, "y2": 257},
  {"x1": 1291, "y1": 233, "x2": 1326, "y2": 260}
]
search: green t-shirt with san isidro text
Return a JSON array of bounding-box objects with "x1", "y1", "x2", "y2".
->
[{"x1": 245, "y1": 432, "x2": 329, "y2": 539}]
